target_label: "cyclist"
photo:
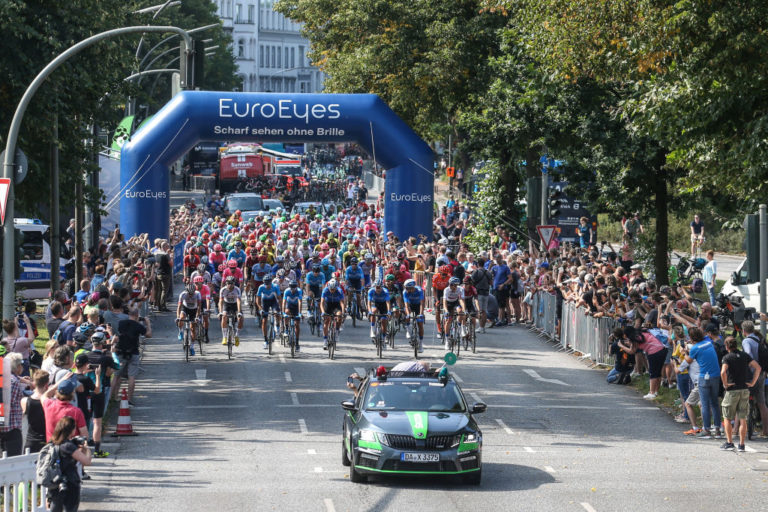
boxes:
[256,275,282,349]
[344,257,364,316]
[227,241,247,268]
[432,265,452,338]
[282,280,303,352]
[403,279,425,352]
[321,279,345,350]
[209,243,227,270]
[367,279,391,346]
[218,276,243,347]
[443,276,465,350]
[305,263,326,311]
[361,253,375,289]
[384,274,403,325]
[690,213,705,257]
[462,275,479,341]
[176,282,202,356]
[190,263,212,286]
[223,259,243,287]
[247,254,271,310]
[193,275,211,343]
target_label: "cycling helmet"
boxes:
[364,253,373,260]
[385,274,395,282]
[193,275,204,284]
[217,264,225,272]
[77,323,95,336]
[463,275,473,284]
[264,273,274,282]
[272,278,280,287]
[312,264,321,271]
[228,259,238,268]
[90,331,106,344]
[321,258,330,266]
[449,277,460,285]
[235,209,242,216]
[328,279,338,290]
[289,280,298,288]
[186,283,196,294]
[225,276,236,284]
[277,269,286,278]
[439,265,452,275]
[373,279,383,287]
[197,263,206,272]
[404,279,416,288]
[276,255,285,263]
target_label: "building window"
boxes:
[272,46,276,67]
[298,45,304,67]
[238,39,245,58]
[260,45,264,67]
[277,47,281,68]
[290,47,295,68]
[248,5,254,23]
[235,3,242,22]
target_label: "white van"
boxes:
[14,218,70,299]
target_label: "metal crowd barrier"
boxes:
[412,271,434,310]
[531,295,616,366]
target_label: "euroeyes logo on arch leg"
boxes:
[390,192,432,203]
[125,190,167,199]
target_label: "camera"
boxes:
[72,436,87,446]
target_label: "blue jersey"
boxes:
[345,265,364,282]
[228,249,246,266]
[360,262,374,286]
[257,284,281,302]
[403,287,424,305]
[321,265,336,282]
[305,271,326,287]
[368,287,391,304]
[321,286,345,303]
[283,288,303,307]
[251,263,271,282]
[271,263,285,275]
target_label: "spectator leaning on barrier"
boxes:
[719,336,761,451]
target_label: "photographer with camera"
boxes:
[46,416,92,512]
[113,308,151,405]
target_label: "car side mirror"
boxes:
[341,400,356,411]
[471,402,487,414]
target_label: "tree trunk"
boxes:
[525,147,541,249]
[653,156,669,286]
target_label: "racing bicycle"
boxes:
[323,312,341,359]
[308,297,322,336]
[264,309,281,356]
[445,313,462,357]
[371,313,388,359]
[180,317,194,362]
[194,314,206,357]
[463,312,477,353]
[406,310,420,358]
[346,288,362,327]
[386,307,400,349]
[219,312,240,360]
[284,313,301,358]
[247,287,258,316]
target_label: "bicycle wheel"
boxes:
[184,328,191,362]
[227,325,234,360]
[412,325,419,359]
[249,292,256,316]
[376,326,383,358]
[197,324,204,356]
[351,300,357,328]
[289,326,295,359]
[470,322,477,353]
[328,328,335,360]
[388,322,396,349]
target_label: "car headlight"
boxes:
[359,429,378,442]
[464,433,479,443]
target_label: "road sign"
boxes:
[537,224,557,248]
[0,178,10,225]
[0,148,28,184]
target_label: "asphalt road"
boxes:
[77,302,768,512]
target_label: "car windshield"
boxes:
[276,165,302,176]
[294,203,322,214]
[363,381,466,412]
[225,196,263,211]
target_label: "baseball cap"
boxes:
[75,353,90,367]
[57,378,78,395]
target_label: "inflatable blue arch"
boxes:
[120,91,435,241]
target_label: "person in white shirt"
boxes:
[702,250,717,305]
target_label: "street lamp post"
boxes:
[1,26,192,318]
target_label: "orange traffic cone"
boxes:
[112,388,137,436]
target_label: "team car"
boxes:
[341,365,486,484]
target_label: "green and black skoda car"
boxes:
[341,366,486,484]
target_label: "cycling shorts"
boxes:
[324,302,342,315]
[261,298,279,315]
[286,304,300,317]
[309,284,321,298]
[347,279,362,291]
[223,303,239,316]
[464,300,476,314]
[406,302,423,316]
[371,302,388,316]
[445,300,461,315]
[435,289,444,302]
[182,306,198,321]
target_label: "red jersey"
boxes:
[184,254,200,269]
[209,251,226,266]
[222,267,243,284]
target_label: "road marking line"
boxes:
[314,467,323,473]
[195,369,207,380]
[285,371,293,383]
[298,419,308,434]
[291,392,300,405]
[544,465,555,473]
[280,355,286,364]
[470,392,483,403]
[581,503,597,512]
[745,445,757,453]
[495,419,514,435]
[186,405,248,409]
[524,446,535,453]
[308,449,317,455]
[758,459,768,463]
[354,367,366,376]
[523,369,570,387]
[324,498,336,512]
[452,372,464,383]
[278,404,336,408]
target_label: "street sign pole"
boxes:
[760,204,767,337]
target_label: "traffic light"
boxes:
[548,188,563,219]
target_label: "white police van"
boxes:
[14,218,70,299]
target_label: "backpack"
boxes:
[691,278,704,293]
[746,334,768,372]
[36,443,63,489]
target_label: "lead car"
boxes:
[341,366,486,485]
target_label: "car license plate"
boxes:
[401,452,439,462]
